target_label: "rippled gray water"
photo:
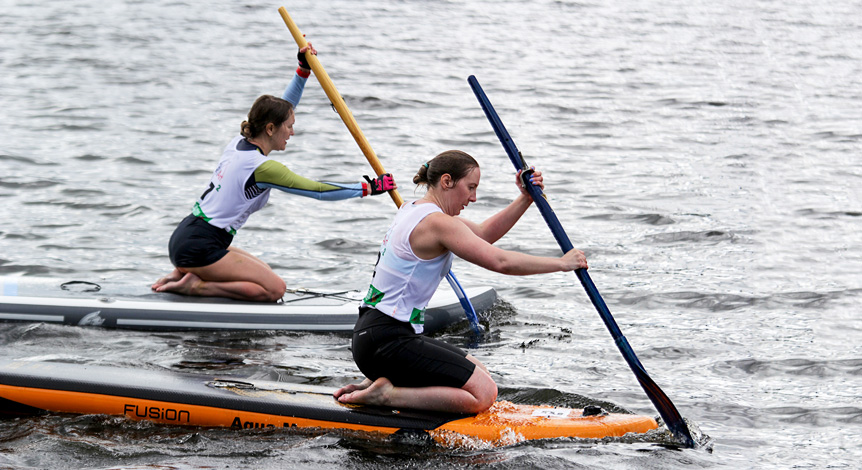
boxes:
[1,0,860,468]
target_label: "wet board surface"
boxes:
[0,360,659,447]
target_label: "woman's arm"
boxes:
[253,160,363,200]
[414,211,587,276]
[282,45,316,107]
[281,70,309,108]
[459,193,533,244]
[253,161,393,200]
[460,169,542,244]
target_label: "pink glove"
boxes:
[363,173,396,196]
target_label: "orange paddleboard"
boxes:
[0,360,657,447]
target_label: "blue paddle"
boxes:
[446,271,483,336]
[468,75,695,448]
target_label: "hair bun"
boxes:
[412,150,477,188]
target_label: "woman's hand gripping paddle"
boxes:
[277,7,483,337]
[468,75,695,447]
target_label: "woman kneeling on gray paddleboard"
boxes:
[151,45,396,302]
[334,150,587,414]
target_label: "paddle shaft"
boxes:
[278,7,402,207]
[468,75,695,447]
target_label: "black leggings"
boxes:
[351,307,476,388]
[168,214,233,268]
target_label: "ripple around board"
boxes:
[172,358,246,370]
[497,386,632,414]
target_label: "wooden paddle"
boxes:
[468,75,696,448]
[277,7,398,205]
[277,8,482,335]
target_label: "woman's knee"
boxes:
[263,275,286,302]
[464,368,497,413]
[476,376,498,411]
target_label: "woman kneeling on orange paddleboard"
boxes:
[334,150,587,414]
[151,45,396,302]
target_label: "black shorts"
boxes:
[351,307,476,388]
[168,214,234,268]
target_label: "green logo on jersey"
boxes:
[409,308,425,325]
[363,285,384,306]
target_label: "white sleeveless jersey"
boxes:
[362,201,453,334]
[192,136,270,234]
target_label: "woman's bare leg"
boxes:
[467,354,491,375]
[154,249,286,302]
[225,246,274,269]
[335,359,497,414]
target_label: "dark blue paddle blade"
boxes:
[468,75,695,448]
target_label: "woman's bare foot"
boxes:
[154,272,202,296]
[336,377,394,406]
[151,268,183,291]
[333,378,372,399]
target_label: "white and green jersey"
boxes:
[190,69,367,234]
[192,136,366,235]
[363,201,454,334]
